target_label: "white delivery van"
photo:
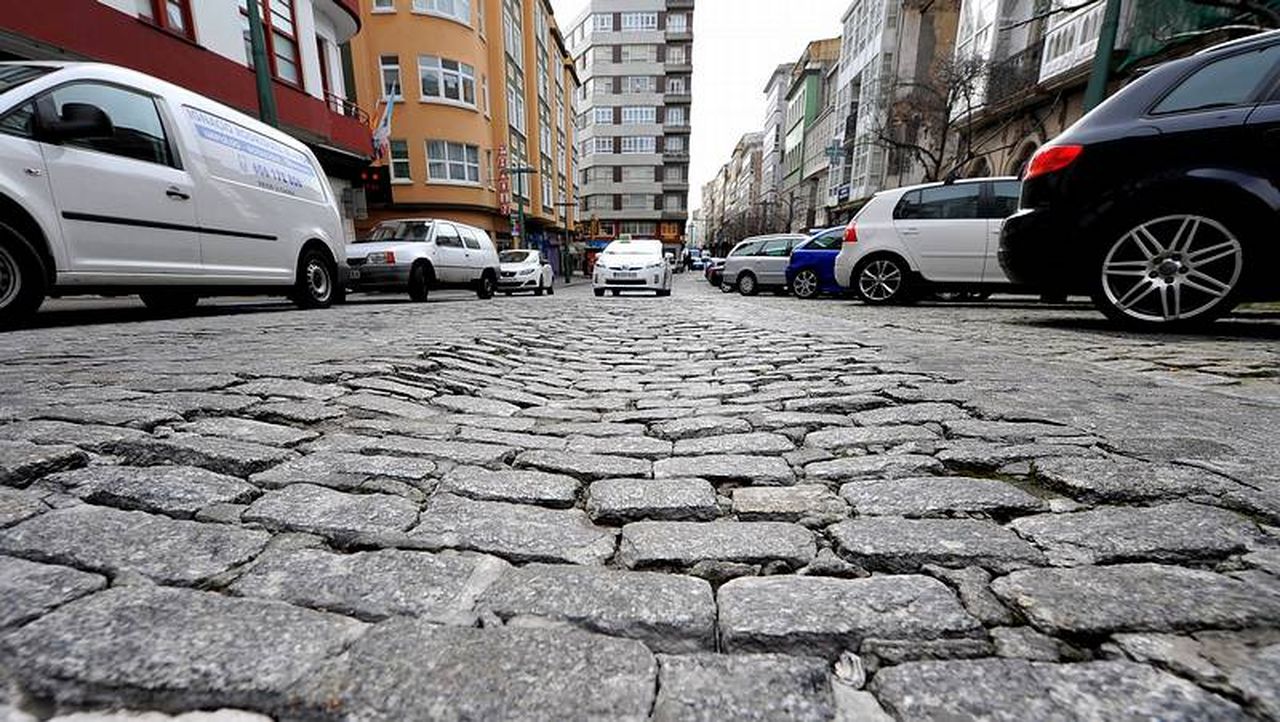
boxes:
[0,62,348,327]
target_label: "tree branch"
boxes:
[1187,0,1280,27]
[1000,0,1099,32]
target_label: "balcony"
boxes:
[664,122,691,134]
[665,60,693,73]
[667,0,694,8]
[665,29,693,42]
[986,40,1044,109]
[663,149,690,160]
[841,113,859,149]
[665,92,692,104]
[1039,1,1105,84]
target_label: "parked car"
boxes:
[498,248,554,295]
[690,250,708,271]
[704,257,725,286]
[786,227,847,299]
[593,238,672,296]
[0,62,347,328]
[345,218,499,301]
[834,178,1022,304]
[722,233,807,296]
[1001,31,1280,328]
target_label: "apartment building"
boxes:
[565,0,695,251]
[350,0,578,254]
[951,0,1260,178]
[0,0,370,238]
[780,38,840,232]
[759,63,794,207]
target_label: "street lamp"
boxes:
[508,165,537,249]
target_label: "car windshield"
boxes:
[603,240,663,256]
[356,221,433,243]
[0,65,53,94]
[500,250,536,263]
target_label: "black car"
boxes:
[1000,30,1280,328]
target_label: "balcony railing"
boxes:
[986,40,1044,108]
[326,93,370,125]
[667,0,694,8]
[1039,1,1106,83]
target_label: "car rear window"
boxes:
[895,184,981,220]
[730,241,761,256]
[1151,44,1280,115]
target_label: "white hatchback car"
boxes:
[0,62,347,328]
[345,218,500,301]
[593,238,672,297]
[498,248,554,295]
[834,178,1022,304]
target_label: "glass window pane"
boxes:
[48,83,171,165]
[1152,45,1280,114]
[422,69,440,97]
[429,161,448,178]
[443,71,460,99]
[447,143,465,161]
[428,140,446,160]
[914,184,981,219]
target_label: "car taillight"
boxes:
[1023,144,1083,180]
[843,222,859,244]
[366,251,396,264]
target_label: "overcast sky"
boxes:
[550,0,851,211]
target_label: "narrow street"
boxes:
[0,276,1277,719]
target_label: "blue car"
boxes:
[785,227,847,299]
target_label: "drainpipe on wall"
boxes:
[1083,0,1124,112]
[245,0,279,127]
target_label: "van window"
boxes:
[46,83,173,166]
[435,223,463,248]
[1152,44,1280,115]
[987,181,1021,219]
[897,184,981,220]
[461,228,482,250]
[183,105,327,203]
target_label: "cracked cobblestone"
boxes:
[1,278,1277,718]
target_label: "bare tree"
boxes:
[1186,0,1280,27]
[871,54,990,183]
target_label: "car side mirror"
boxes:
[42,102,114,143]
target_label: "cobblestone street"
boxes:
[1,276,1278,721]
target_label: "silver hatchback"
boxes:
[720,234,808,296]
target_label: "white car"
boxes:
[498,248,554,295]
[834,177,1022,304]
[345,218,500,301]
[0,62,347,328]
[593,238,672,297]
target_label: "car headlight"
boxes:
[645,261,664,270]
[517,267,536,275]
[366,251,396,264]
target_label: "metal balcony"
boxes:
[667,0,694,8]
[987,40,1045,109]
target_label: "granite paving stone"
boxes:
[566,434,674,459]
[305,434,516,467]
[41,466,258,519]
[652,653,835,722]
[250,452,437,495]
[406,493,616,565]
[674,432,795,456]
[0,505,268,585]
[0,556,107,628]
[586,477,717,524]
[731,485,848,526]
[991,563,1280,635]
[781,395,885,414]
[649,415,752,441]
[717,575,984,659]
[174,418,318,448]
[1032,457,1239,502]
[1229,643,1280,719]
[456,426,568,450]
[248,400,346,425]
[228,546,507,622]
[804,454,944,482]
[38,404,182,431]
[479,563,715,652]
[937,440,1102,469]
[839,476,1045,518]
[515,449,652,480]
[654,455,795,485]
[0,440,88,487]
[751,412,854,432]
[536,421,648,437]
[115,434,295,477]
[1009,502,1261,565]
[242,484,418,546]
[432,394,521,417]
[870,659,1245,721]
[0,585,365,711]
[829,518,1046,573]
[943,419,1084,442]
[336,392,440,419]
[922,565,1018,626]
[804,425,940,453]
[0,486,48,528]
[290,621,656,721]
[441,465,580,507]
[853,402,969,426]
[0,420,152,454]
[143,392,260,416]
[229,378,347,400]
[618,521,815,570]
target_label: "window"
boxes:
[621,136,655,153]
[663,194,685,210]
[380,55,402,99]
[586,166,613,183]
[666,45,687,65]
[594,136,615,153]
[557,136,566,170]
[621,193,650,208]
[239,0,301,86]
[667,13,687,32]
[667,76,687,94]
[1152,45,1280,115]
[413,0,471,25]
[372,0,394,10]
[461,228,483,250]
[0,101,34,139]
[389,139,411,181]
[504,0,523,66]
[537,52,549,99]
[987,180,1021,219]
[760,238,792,256]
[435,223,464,247]
[621,221,656,235]
[621,106,656,124]
[46,83,174,166]
[427,140,481,183]
[664,165,686,182]
[806,228,844,250]
[419,56,476,106]
[665,135,686,152]
[665,106,686,125]
[539,103,552,156]
[594,13,614,31]
[730,240,762,256]
[621,166,651,182]
[506,61,526,132]
[620,12,657,30]
[895,184,982,220]
[542,157,554,211]
[620,45,657,63]
[595,106,613,124]
[624,76,655,94]
[481,74,490,114]
[145,0,195,39]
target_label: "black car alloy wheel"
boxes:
[1097,214,1243,325]
[857,258,906,303]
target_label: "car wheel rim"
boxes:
[0,246,20,309]
[741,277,754,293]
[307,260,331,301]
[859,260,901,301]
[795,271,817,297]
[1101,214,1242,323]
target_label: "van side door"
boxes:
[35,82,201,277]
[460,227,485,282]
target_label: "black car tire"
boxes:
[737,272,759,296]
[534,281,544,296]
[611,289,620,296]
[408,262,431,302]
[476,272,496,299]
[657,289,671,297]
[594,288,605,297]
[140,291,199,314]
[0,226,46,330]
[292,248,336,309]
[1091,207,1248,329]
[853,255,913,305]
[792,269,820,299]
[547,283,554,295]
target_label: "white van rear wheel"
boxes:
[0,227,46,329]
[293,248,335,309]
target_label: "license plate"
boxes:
[348,269,361,280]
[616,272,636,278]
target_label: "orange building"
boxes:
[350,0,579,253]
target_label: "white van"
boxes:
[0,62,348,327]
